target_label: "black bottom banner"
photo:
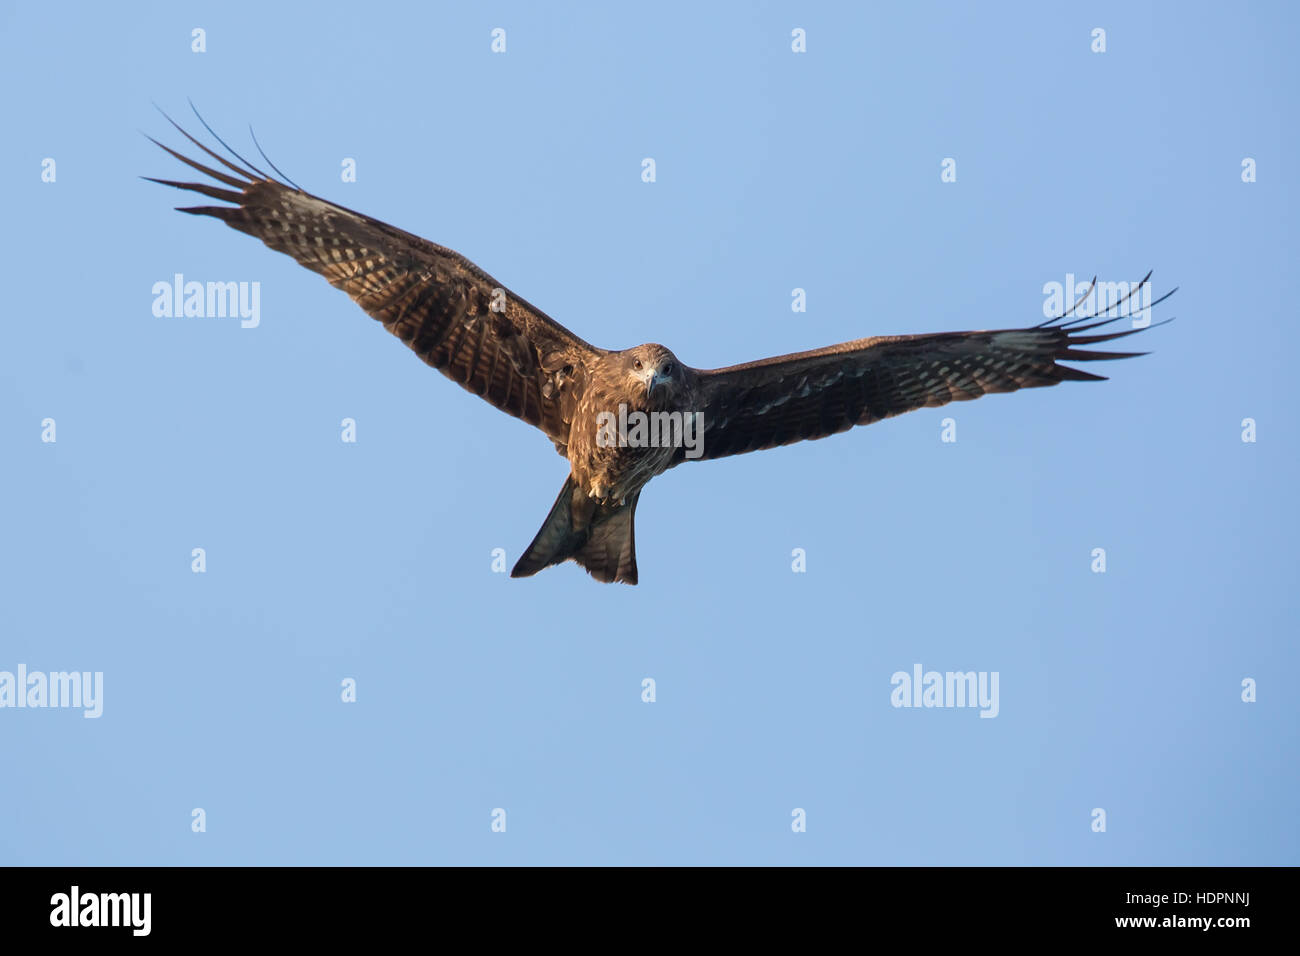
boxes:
[0,865,1279,942]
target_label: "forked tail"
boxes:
[511,477,640,585]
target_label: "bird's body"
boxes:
[148,112,1173,585]
[568,344,695,504]
[513,344,696,583]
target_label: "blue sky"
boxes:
[1,0,1296,865]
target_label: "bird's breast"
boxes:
[569,389,686,503]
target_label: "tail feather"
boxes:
[511,478,640,585]
[574,494,639,584]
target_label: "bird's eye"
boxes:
[663,362,674,375]
[633,359,643,370]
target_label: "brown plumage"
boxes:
[147,113,1174,584]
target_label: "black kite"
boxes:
[147,115,1174,584]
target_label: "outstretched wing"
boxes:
[146,116,603,452]
[679,277,1174,462]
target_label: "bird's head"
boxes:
[622,343,683,399]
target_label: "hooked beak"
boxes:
[647,367,671,394]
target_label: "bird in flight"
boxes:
[147,111,1174,585]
